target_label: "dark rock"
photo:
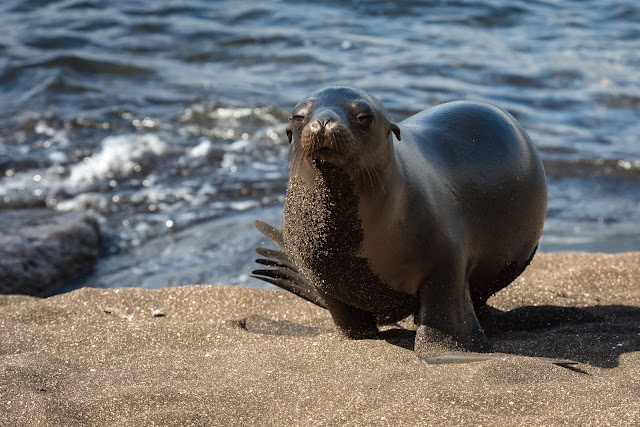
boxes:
[0,209,100,296]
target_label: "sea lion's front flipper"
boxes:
[251,264,327,309]
[415,255,491,358]
[252,220,327,309]
[255,219,285,250]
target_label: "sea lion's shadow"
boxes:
[379,304,640,369]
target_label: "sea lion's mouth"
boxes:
[312,147,335,156]
[309,146,341,161]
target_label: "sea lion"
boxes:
[252,86,547,360]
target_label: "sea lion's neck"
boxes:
[282,158,416,315]
[283,160,364,272]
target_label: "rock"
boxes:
[0,208,100,296]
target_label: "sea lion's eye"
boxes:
[357,114,374,128]
[291,115,305,126]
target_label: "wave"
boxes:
[11,54,151,76]
[543,157,640,180]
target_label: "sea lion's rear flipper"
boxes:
[252,220,327,309]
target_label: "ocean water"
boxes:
[0,0,638,291]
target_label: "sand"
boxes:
[1,252,639,426]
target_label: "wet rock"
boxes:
[0,209,100,296]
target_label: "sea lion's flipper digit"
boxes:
[255,219,285,250]
[251,268,327,309]
[255,247,297,270]
[251,266,307,292]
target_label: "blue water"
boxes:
[1,0,638,289]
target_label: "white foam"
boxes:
[35,121,70,148]
[230,200,258,211]
[49,151,68,164]
[189,139,212,158]
[35,120,57,137]
[67,134,167,188]
[225,138,252,152]
[57,193,109,213]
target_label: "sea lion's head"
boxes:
[286,87,401,177]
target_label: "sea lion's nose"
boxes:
[318,117,331,128]
[309,116,332,133]
[309,110,339,133]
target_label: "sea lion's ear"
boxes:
[286,121,293,143]
[390,123,401,141]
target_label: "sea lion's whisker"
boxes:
[331,129,340,152]
[368,164,384,195]
[364,164,376,195]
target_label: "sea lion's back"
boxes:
[401,101,537,173]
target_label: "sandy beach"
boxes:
[1,252,639,425]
